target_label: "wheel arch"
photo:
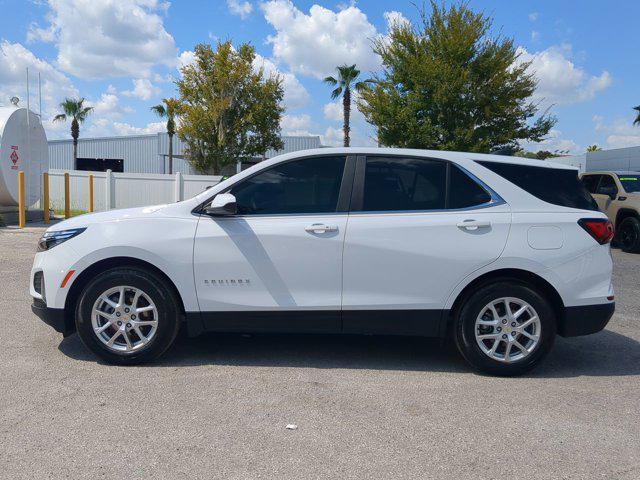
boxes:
[64,257,187,332]
[446,268,565,336]
[614,208,639,229]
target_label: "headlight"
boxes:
[37,228,87,251]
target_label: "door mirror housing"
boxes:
[205,193,237,216]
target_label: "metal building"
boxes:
[48,133,323,174]
[555,146,640,173]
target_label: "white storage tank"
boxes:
[0,107,48,207]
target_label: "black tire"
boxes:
[617,217,640,253]
[75,266,181,365]
[453,281,556,376]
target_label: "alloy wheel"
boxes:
[474,297,541,363]
[91,285,159,353]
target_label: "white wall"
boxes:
[48,169,221,212]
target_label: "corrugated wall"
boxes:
[49,135,161,173]
[585,146,640,171]
[49,133,324,174]
[265,135,322,158]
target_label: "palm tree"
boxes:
[586,144,602,152]
[53,98,93,167]
[151,98,181,174]
[323,64,372,147]
[634,106,640,126]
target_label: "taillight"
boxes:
[578,218,614,245]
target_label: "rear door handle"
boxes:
[305,223,338,233]
[456,219,491,231]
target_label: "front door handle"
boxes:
[305,223,338,234]
[456,219,491,231]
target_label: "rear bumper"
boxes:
[31,298,75,336]
[558,302,615,337]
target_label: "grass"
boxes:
[53,208,87,218]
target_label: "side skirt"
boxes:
[184,309,449,338]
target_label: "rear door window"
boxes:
[596,175,618,197]
[581,175,601,193]
[358,157,493,212]
[362,157,447,211]
[477,161,598,211]
[448,165,492,209]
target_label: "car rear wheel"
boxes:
[75,267,181,365]
[453,281,556,376]
[617,217,640,253]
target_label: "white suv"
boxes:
[30,148,615,375]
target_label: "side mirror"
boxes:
[205,193,237,216]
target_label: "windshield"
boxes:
[617,175,640,193]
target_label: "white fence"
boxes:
[48,169,222,212]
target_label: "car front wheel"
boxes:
[75,266,181,365]
[453,281,556,376]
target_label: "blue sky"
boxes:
[1,0,638,153]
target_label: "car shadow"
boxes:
[57,329,640,377]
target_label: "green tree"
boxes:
[358,1,556,152]
[53,98,93,167]
[323,65,372,147]
[586,144,602,152]
[633,106,640,126]
[151,98,181,174]
[176,42,284,174]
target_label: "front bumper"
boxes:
[31,298,75,337]
[558,302,615,337]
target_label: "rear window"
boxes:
[477,161,598,211]
[617,174,640,193]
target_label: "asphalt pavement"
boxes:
[1,225,638,479]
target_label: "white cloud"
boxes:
[515,45,612,106]
[261,0,381,79]
[528,12,539,22]
[322,91,375,147]
[323,101,342,122]
[112,121,165,136]
[177,50,196,71]
[253,54,309,110]
[85,118,165,137]
[79,90,135,137]
[0,41,80,139]
[227,0,253,19]
[27,22,57,43]
[383,10,409,29]
[594,116,640,149]
[123,78,161,101]
[521,129,581,155]
[280,113,312,135]
[321,126,344,147]
[30,0,177,79]
[531,30,539,42]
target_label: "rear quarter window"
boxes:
[477,161,599,211]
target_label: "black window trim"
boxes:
[349,154,504,214]
[193,154,356,217]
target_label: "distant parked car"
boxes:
[31,148,615,376]
[580,171,640,252]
